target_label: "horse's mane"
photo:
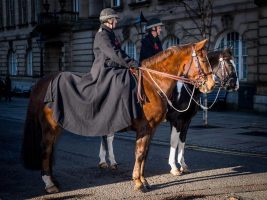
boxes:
[141,44,191,68]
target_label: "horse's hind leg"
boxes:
[107,134,118,169]
[99,134,117,169]
[41,107,61,193]
[99,136,109,169]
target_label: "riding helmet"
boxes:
[145,18,164,30]
[99,8,119,23]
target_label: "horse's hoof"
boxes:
[134,180,143,192]
[180,166,190,174]
[141,179,151,190]
[170,169,182,176]
[45,185,59,194]
[134,185,147,193]
[143,182,151,190]
[98,162,109,169]
[110,164,118,170]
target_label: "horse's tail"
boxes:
[21,74,58,170]
[21,95,43,170]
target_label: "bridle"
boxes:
[183,47,213,89]
[139,46,212,89]
[213,55,236,89]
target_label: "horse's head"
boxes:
[179,39,215,93]
[208,48,239,91]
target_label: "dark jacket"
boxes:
[139,33,163,63]
[44,24,141,136]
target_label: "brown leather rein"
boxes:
[131,48,212,103]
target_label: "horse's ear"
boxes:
[224,47,232,55]
[194,39,208,51]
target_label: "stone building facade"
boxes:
[0,0,266,112]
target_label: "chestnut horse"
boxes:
[98,49,239,171]
[21,39,215,193]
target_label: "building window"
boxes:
[163,35,179,50]
[122,40,137,60]
[8,51,17,75]
[26,50,33,76]
[18,0,28,25]
[112,0,121,7]
[0,0,3,29]
[31,0,41,24]
[6,0,15,27]
[215,31,247,80]
[72,0,79,13]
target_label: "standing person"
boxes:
[4,74,12,102]
[139,18,164,63]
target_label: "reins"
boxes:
[183,84,222,110]
[138,67,198,86]
[133,47,211,112]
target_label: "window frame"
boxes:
[162,35,179,50]
[26,49,33,76]
[0,0,3,29]
[18,0,28,26]
[111,0,121,7]
[8,51,17,76]
[122,40,137,60]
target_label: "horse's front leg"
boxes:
[140,129,155,190]
[177,121,191,174]
[168,126,182,176]
[133,126,154,191]
[133,131,151,191]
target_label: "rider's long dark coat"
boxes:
[139,33,163,63]
[44,24,141,136]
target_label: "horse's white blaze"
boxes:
[99,134,117,165]
[230,59,239,90]
[42,175,55,189]
[168,126,179,171]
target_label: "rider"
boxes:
[97,17,164,170]
[139,18,164,63]
[45,8,141,137]
[96,8,141,169]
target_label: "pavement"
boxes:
[0,97,267,158]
